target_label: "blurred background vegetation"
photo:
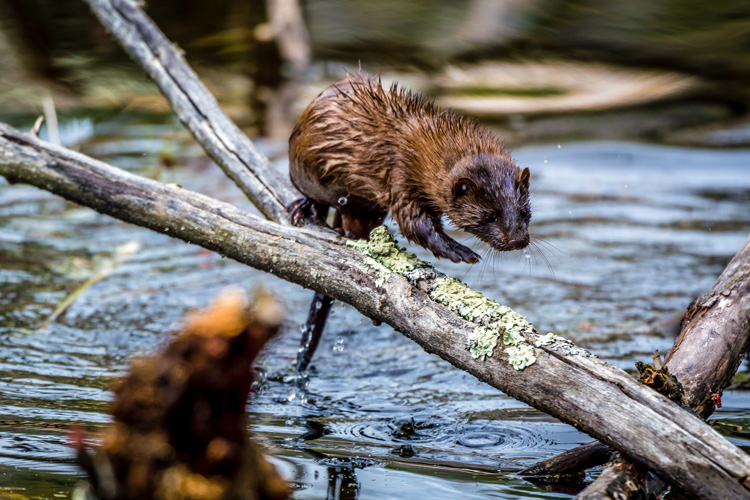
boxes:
[0,0,749,145]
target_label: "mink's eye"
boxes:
[483,214,496,224]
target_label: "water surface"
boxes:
[1,114,749,498]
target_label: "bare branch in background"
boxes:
[82,0,297,222]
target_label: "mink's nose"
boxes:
[507,237,528,250]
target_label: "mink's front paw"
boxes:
[411,216,480,264]
[425,233,480,264]
[449,242,480,264]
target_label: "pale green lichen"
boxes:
[506,343,536,370]
[346,226,428,285]
[429,276,535,365]
[469,327,499,360]
[503,328,525,346]
[534,332,570,347]
[346,226,539,368]
[363,256,392,286]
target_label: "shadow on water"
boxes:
[1,112,750,498]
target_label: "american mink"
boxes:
[287,72,531,263]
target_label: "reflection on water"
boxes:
[0,113,749,499]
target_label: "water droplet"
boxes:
[338,196,348,206]
[557,144,561,149]
[333,337,344,352]
[543,158,548,164]
[164,227,169,232]
[568,210,572,214]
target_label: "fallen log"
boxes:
[665,233,750,416]
[524,232,750,496]
[571,233,750,498]
[3,122,750,499]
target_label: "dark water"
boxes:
[1,113,749,499]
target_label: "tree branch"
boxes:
[2,123,750,500]
[82,0,298,222]
[571,233,750,499]
[519,441,613,477]
[524,233,750,480]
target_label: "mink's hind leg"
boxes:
[286,196,329,225]
[337,208,388,240]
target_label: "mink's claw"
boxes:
[286,197,326,225]
[443,242,480,264]
[335,228,357,239]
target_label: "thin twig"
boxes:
[30,116,44,137]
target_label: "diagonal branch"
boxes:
[524,232,750,490]
[572,233,750,499]
[2,122,750,500]
[83,0,297,222]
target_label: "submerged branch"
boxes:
[2,123,750,500]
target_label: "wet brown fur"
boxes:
[288,72,531,263]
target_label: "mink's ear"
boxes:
[519,167,530,191]
[452,178,478,200]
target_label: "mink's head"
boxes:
[445,154,531,252]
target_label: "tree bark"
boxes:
[82,0,297,223]
[527,232,750,498]
[3,122,750,500]
[574,460,651,500]
[571,233,750,498]
[665,234,750,417]
[525,233,750,498]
